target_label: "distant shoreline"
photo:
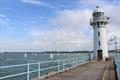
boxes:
[0,50,120,54]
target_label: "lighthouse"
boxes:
[90,6,109,60]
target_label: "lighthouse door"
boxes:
[97,50,103,60]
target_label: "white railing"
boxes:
[90,17,108,23]
[116,59,120,74]
[0,56,90,80]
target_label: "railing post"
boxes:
[78,57,79,64]
[77,57,79,65]
[76,57,78,65]
[38,62,41,77]
[73,58,74,67]
[63,60,65,70]
[27,63,30,80]
[58,60,60,72]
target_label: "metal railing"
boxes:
[116,59,120,74]
[90,17,108,23]
[0,56,90,80]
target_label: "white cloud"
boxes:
[21,0,41,5]
[0,14,10,24]
[0,38,34,52]
[27,16,49,24]
[0,14,6,18]
[107,24,120,50]
[103,5,120,27]
[103,5,120,50]
[21,0,56,10]
[51,9,92,30]
[30,29,93,51]
[78,0,108,9]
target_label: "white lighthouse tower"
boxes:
[90,6,109,60]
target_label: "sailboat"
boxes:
[50,53,53,59]
[0,55,2,60]
[34,53,37,56]
[32,52,34,56]
[24,53,27,58]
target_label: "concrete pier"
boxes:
[34,61,116,80]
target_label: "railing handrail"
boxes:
[0,56,89,69]
[90,17,108,23]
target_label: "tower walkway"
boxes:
[34,61,116,80]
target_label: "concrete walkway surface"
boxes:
[34,61,116,80]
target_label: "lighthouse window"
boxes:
[101,22,103,25]
[98,12,101,16]
[100,13,101,16]
[98,32,100,37]
[96,13,98,16]
[99,41,101,46]
[97,22,99,28]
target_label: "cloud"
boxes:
[107,24,120,50]
[103,4,120,50]
[103,5,120,27]
[30,29,93,51]
[21,0,41,5]
[79,0,107,6]
[21,0,56,10]
[51,9,92,30]
[0,38,34,52]
[0,14,10,24]
[27,16,49,24]
[0,14,6,18]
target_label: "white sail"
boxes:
[50,53,53,59]
[24,53,27,58]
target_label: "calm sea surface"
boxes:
[0,52,89,66]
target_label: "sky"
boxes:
[0,0,120,52]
